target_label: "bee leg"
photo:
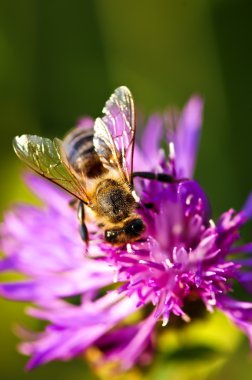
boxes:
[77,201,89,246]
[133,171,174,182]
[133,172,187,183]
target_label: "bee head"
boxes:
[105,218,145,245]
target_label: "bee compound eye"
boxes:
[105,229,119,243]
[127,219,145,235]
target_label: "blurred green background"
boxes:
[1,0,252,379]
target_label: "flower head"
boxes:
[1,94,252,371]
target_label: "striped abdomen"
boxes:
[63,126,106,178]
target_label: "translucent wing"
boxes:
[93,86,136,183]
[13,135,90,203]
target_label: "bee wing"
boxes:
[93,86,136,183]
[13,135,90,203]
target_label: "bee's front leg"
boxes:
[77,201,89,246]
[133,172,188,183]
[133,172,175,182]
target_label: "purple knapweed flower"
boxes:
[1,95,252,371]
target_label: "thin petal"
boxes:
[21,295,139,369]
[76,117,94,129]
[217,295,252,345]
[141,115,163,161]
[242,193,252,220]
[171,96,203,178]
[0,264,114,301]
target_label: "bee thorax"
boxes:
[95,179,135,223]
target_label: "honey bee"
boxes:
[13,86,175,245]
